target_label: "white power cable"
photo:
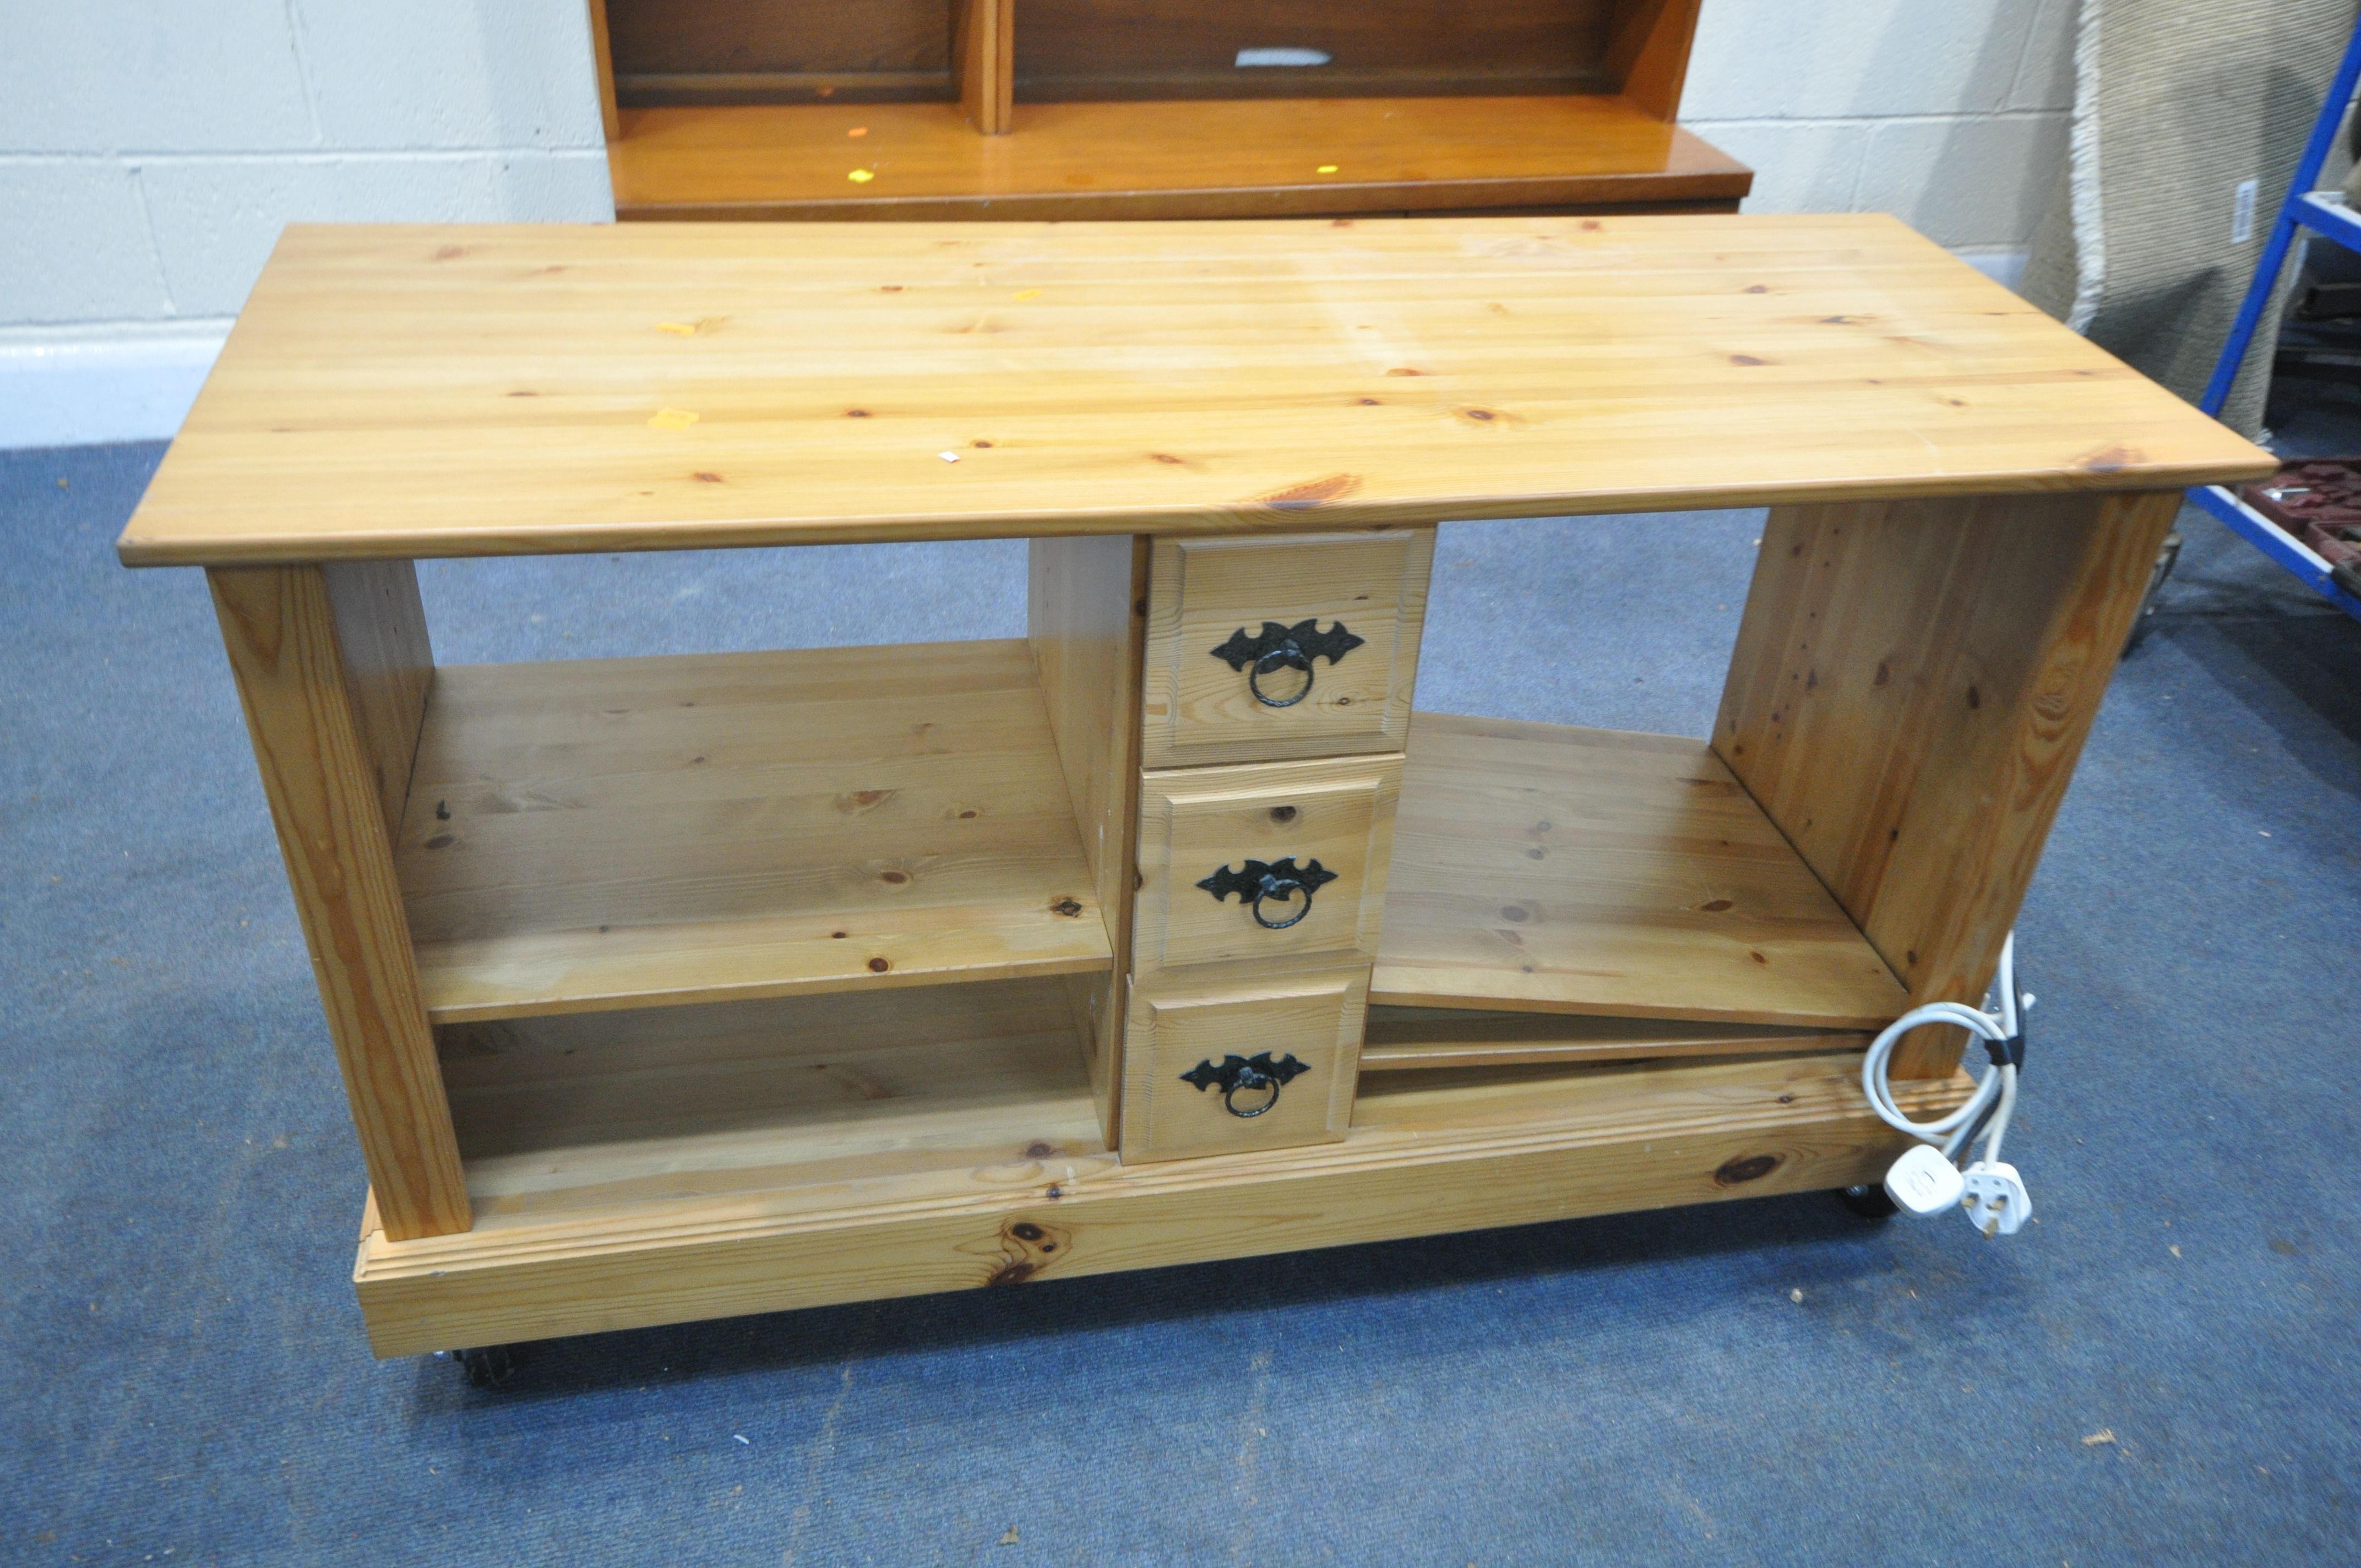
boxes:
[1860,934,2035,1234]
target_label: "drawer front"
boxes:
[1142,529,1434,768]
[1134,754,1400,971]
[1122,963,1367,1162]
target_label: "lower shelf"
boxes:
[608,95,1751,221]
[438,978,1105,1223]
[358,1011,1960,1355]
[1373,713,1912,1030]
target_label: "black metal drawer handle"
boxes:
[1197,856,1337,929]
[1210,619,1365,708]
[1180,1052,1310,1118]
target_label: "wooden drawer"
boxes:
[1141,528,1434,767]
[1120,963,1367,1163]
[1134,754,1400,971]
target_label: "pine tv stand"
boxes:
[118,215,2270,1358]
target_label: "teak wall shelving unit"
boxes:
[591,0,1753,221]
[119,215,2271,1358]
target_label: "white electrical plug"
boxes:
[1884,1144,1967,1217]
[1960,1162,2032,1238]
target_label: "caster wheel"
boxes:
[1837,1184,1898,1220]
[450,1344,517,1387]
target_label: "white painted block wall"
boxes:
[0,0,2074,448]
[0,0,613,446]
[1684,0,2074,270]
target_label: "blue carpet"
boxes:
[3,441,2357,1566]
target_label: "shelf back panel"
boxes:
[1016,0,1617,101]
[608,0,955,105]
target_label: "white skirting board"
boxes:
[0,331,230,451]
[1,248,2032,453]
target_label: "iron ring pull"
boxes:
[1224,1059,1283,1117]
[1250,869,1312,928]
[1210,620,1366,710]
[1249,644,1316,708]
[1179,1052,1311,1118]
[1196,856,1338,931]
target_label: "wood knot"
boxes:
[1049,897,1084,917]
[1729,353,1769,366]
[1714,1153,1781,1186]
[1254,472,1363,510]
[1698,899,1733,912]
[867,956,890,972]
[2075,444,2141,474]
[987,1216,1069,1284]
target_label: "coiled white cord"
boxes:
[1861,933,2026,1168]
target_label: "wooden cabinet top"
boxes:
[120,215,2272,567]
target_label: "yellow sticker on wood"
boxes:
[648,409,700,430]
[847,169,875,184]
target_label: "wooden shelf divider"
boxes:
[955,0,1014,135]
[394,638,1113,1024]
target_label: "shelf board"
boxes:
[396,639,1112,1023]
[438,978,1106,1222]
[1362,1005,1864,1072]
[608,94,1751,220]
[1372,713,1911,1030]
[357,1039,1967,1355]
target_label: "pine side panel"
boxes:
[209,565,471,1240]
[1602,0,1703,120]
[1713,490,2179,1078]
[586,0,622,142]
[319,559,433,844]
[1029,535,1151,1145]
